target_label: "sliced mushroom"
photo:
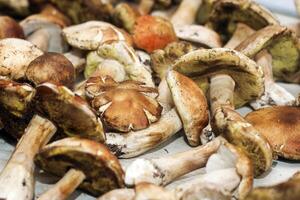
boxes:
[125,137,221,186]
[173,48,272,177]
[0,38,43,80]
[35,137,124,198]
[236,25,300,84]
[87,76,161,132]
[26,52,76,88]
[97,41,154,86]
[166,70,209,146]
[105,108,182,158]
[62,21,132,51]
[205,0,279,42]
[0,16,24,39]
[245,106,300,160]
[244,171,300,200]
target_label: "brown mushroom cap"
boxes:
[26,52,75,88]
[35,82,105,142]
[172,48,264,108]
[0,16,24,39]
[245,106,300,160]
[166,70,209,146]
[35,137,124,196]
[87,76,162,132]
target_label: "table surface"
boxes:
[0,13,299,200]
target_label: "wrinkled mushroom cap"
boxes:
[26,52,75,88]
[0,16,24,39]
[166,70,209,146]
[88,76,162,132]
[246,106,300,160]
[236,25,300,83]
[35,82,105,142]
[35,137,124,196]
[172,48,264,108]
[0,38,43,80]
[62,21,132,50]
[206,0,279,41]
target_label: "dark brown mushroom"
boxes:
[0,16,24,39]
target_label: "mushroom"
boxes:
[113,3,140,33]
[26,52,76,88]
[20,6,70,53]
[0,80,105,200]
[245,106,300,160]
[132,15,177,53]
[86,76,161,132]
[172,48,273,177]
[236,25,300,84]
[166,70,209,146]
[0,16,24,39]
[62,21,133,51]
[0,38,43,80]
[137,0,172,15]
[244,171,300,200]
[63,49,86,75]
[105,108,182,158]
[125,137,222,186]
[98,188,135,200]
[0,0,30,16]
[204,0,279,42]
[35,137,124,198]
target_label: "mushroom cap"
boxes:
[97,188,135,200]
[35,137,124,196]
[35,82,105,142]
[172,48,264,108]
[135,183,176,200]
[133,15,177,53]
[39,4,71,27]
[0,38,43,80]
[62,21,132,50]
[236,25,300,83]
[0,16,24,39]
[88,76,162,132]
[26,52,75,88]
[166,70,209,146]
[245,106,300,160]
[205,0,279,41]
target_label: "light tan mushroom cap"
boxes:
[62,21,132,50]
[246,106,300,160]
[0,38,43,80]
[88,76,162,132]
[172,48,264,108]
[236,25,300,83]
[166,70,209,146]
[35,82,105,142]
[35,137,124,196]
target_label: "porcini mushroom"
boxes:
[166,70,209,146]
[236,25,300,84]
[113,3,140,33]
[0,16,24,39]
[35,137,124,198]
[0,38,43,80]
[26,52,75,88]
[173,48,273,176]
[245,106,300,160]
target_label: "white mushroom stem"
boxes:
[171,0,203,26]
[64,49,86,74]
[27,28,50,52]
[0,115,57,200]
[138,0,155,15]
[157,78,174,113]
[38,169,86,200]
[125,137,221,186]
[224,23,255,49]
[210,74,235,114]
[250,50,296,110]
[105,108,182,158]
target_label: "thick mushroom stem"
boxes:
[27,28,50,52]
[224,23,255,49]
[38,169,86,200]
[125,137,221,186]
[0,115,56,200]
[171,0,203,26]
[250,51,296,109]
[210,74,235,113]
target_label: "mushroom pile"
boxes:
[0,0,299,200]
